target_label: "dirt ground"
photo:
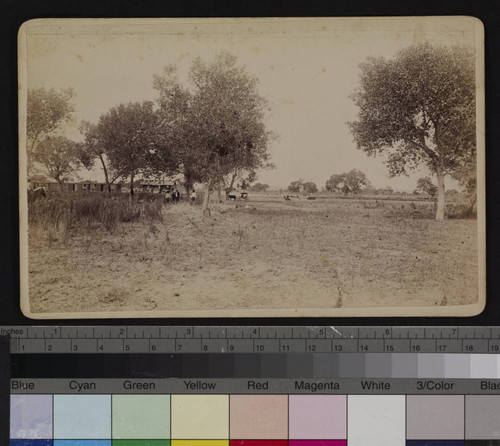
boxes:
[27,195,479,316]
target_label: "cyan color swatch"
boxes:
[54,395,111,439]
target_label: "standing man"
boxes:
[190,189,197,204]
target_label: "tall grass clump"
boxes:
[29,192,163,233]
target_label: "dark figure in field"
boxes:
[190,189,196,204]
[228,194,237,201]
[284,195,292,201]
[28,187,46,203]
[174,189,180,202]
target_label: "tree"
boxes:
[302,181,318,193]
[153,52,275,214]
[343,169,371,194]
[325,169,370,194]
[90,102,160,195]
[288,179,304,193]
[27,88,75,173]
[348,43,476,220]
[79,121,121,193]
[325,174,344,193]
[250,183,269,192]
[33,136,81,188]
[416,176,438,197]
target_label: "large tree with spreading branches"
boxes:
[87,101,160,195]
[153,52,275,214]
[348,43,476,220]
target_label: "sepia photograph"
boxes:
[18,17,485,318]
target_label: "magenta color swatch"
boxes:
[290,442,347,446]
[289,395,347,439]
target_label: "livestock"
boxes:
[28,187,46,203]
[284,195,292,201]
[227,194,237,201]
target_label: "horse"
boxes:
[28,187,47,203]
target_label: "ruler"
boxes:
[3,326,500,354]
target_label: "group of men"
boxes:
[165,188,197,204]
[170,189,181,202]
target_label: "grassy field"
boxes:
[26,192,479,315]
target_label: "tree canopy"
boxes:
[27,88,75,175]
[348,43,476,220]
[34,136,81,187]
[326,169,370,194]
[89,101,160,195]
[288,179,304,193]
[250,183,269,192]
[153,52,275,212]
[416,177,438,197]
[302,181,318,194]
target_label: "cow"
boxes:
[284,195,292,201]
[227,194,237,201]
[28,187,46,203]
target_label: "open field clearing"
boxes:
[26,193,478,315]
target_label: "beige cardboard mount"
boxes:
[19,17,485,319]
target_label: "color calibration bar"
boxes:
[10,393,500,446]
[10,353,500,379]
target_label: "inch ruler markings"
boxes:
[3,326,500,354]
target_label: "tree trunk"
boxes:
[435,167,445,221]
[184,167,193,198]
[225,171,238,198]
[99,155,112,193]
[130,174,135,196]
[202,178,213,217]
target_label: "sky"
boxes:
[21,17,481,191]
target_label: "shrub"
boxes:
[28,192,163,233]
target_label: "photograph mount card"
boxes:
[18,17,485,318]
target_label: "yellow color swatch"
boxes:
[171,395,229,439]
[172,441,229,446]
